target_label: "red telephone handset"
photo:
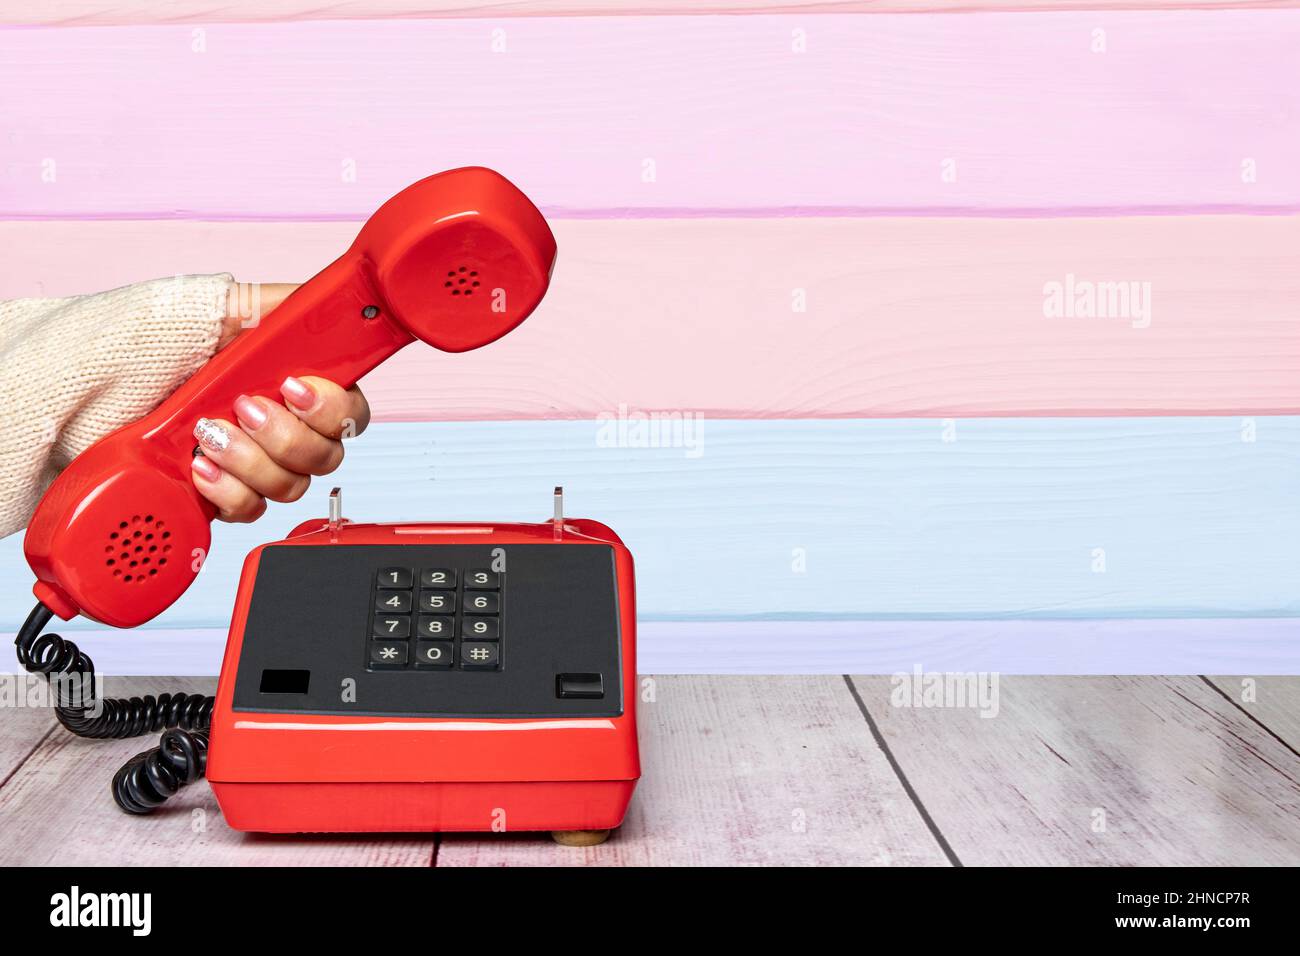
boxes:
[23,167,557,628]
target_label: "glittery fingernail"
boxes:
[194,417,231,452]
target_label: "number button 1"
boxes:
[377,567,413,589]
[463,592,499,615]
[375,592,412,614]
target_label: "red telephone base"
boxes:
[206,501,639,835]
[212,781,636,834]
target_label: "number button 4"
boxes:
[375,591,412,614]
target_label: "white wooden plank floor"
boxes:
[0,675,1296,866]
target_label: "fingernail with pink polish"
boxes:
[192,454,222,482]
[194,417,231,452]
[281,376,316,411]
[234,394,269,430]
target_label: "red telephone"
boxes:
[205,489,639,839]
[13,169,639,843]
[24,166,556,629]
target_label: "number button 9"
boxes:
[462,616,500,640]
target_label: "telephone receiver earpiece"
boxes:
[24,167,557,628]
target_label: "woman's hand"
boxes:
[189,282,371,523]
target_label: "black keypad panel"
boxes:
[365,565,504,672]
[232,544,622,719]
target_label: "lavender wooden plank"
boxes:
[0,677,435,865]
[4,216,1300,420]
[8,620,1298,677]
[6,1,1298,27]
[438,675,950,865]
[850,675,1300,865]
[3,13,1298,218]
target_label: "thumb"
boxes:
[217,282,299,350]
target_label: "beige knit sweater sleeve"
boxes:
[0,274,234,540]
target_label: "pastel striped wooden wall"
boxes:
[1,6,1297,672]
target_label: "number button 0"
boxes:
[418,615,454,638]
[465,569,500,590]
[375,591,412,614]
[372,616,411,639]
[420,568,457,588]
[463,592,499,615]
[419,590,456,613]
[462,616,499,640]
[377,567,413,589]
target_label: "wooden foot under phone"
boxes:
[551,829,611,847]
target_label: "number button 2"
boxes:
[420,568,457,588]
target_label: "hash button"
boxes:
[461,643,500,670]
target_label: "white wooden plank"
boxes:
[0,678,434,866]
[438,676,950,866]
[850,675,1300,866]
[1206,676,1300,753]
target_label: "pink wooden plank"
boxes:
[4,214,1298,419]
[2,13,1298,218]
[5,1,1297,27]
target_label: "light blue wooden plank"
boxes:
[1,417,1297,628]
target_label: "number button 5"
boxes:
[419,590,456,613]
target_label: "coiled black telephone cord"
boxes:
[14,602,213,814]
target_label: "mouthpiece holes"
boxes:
[106,513,168,583]
[446,267,481,297]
